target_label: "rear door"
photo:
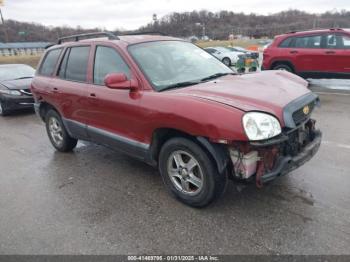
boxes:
[33,48,63,106]
[52,45,91,139]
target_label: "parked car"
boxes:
[227,46,259,59]
[0,64,35,116]
[204,46,244,66]
[263,28,350,78]
[31,32,322,207]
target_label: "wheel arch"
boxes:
[271,60,295,72]
[37,101,59,121]
[149,128,230,174]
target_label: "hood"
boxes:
[0,78,33,90]
[172,70,311,121]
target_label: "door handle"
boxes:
[325,51,336,54]
[52,87,58,93]
[90,93,96,97]
[290,50,298,54]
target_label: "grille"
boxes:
[292,101,315,126]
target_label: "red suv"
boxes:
[263,28,350,78]
[31,32,322,207]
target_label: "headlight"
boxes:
[242,112,281,141]
[0,90,22,96]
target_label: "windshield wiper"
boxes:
[200,72,234,82]
[159,81,200,92]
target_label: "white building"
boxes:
[0,42,51,56]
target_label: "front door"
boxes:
[86,45,147,158]
[291,34,327,73]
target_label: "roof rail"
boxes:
[121,31,166,36]
[45,43,55,49]
[57,31,119,44]
[287,28,343,34]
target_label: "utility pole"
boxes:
[0,1,9,43]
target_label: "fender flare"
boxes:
[196,136,230,174]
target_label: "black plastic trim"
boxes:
[196,137,230,174]
[283,92,318,128]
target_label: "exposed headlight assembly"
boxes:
[0,89,22,96]
[243,112,281,141]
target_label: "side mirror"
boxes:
[104,73,138,90]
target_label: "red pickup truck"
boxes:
[31,32,322,207]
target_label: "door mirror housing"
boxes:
[104,73,138,90]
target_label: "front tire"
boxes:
[0,101,9,116]
[159,137,227,207]
[45,109,78,152]
[273,63,293,73]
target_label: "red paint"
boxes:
[263,28,350,74]
[32,36,313,146]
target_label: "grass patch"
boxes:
[196,39,260,48]
[0,55,42,68]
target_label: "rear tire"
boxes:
[45,109,78,152]
[222,57,231,67]
[273,63,293,73]
[159,137,227,207]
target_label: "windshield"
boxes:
[129,41,233,91]
[0,65,35,81]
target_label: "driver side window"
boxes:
[93,46,131,85]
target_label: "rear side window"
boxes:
[294,35,322,49]
[61,46,90,82]
[93,46,130,85]
[39,48,62,76]
[279,37,293,48]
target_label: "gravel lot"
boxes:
[0,84,349,255]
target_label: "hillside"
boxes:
[141,9,350,39]
[0,9,349,42]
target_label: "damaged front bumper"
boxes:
[229,119,322,186]
[260,130,322,183]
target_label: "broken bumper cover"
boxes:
[261,130,322,183]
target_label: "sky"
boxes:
[1,0,350,30]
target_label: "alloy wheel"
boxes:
[167,150,204,196]
[48,116,64,146]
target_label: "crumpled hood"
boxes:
[173,70,311,119]
[0,78,32,90]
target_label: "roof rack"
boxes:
[121,31,166,36]
[287,28,343,34]
[57,31,119,44]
